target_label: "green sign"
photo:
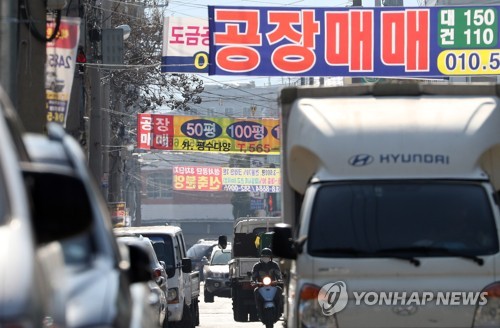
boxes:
[439,8,498,48]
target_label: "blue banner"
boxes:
[208,6,500,77]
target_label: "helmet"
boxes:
[260,248,272,257]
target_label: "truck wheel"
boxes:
[234,301,248,321]
[179,303,195,328]
[204,289,214,303]
[193,298,200,326]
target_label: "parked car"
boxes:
[117,234,169,328]
[0,86,92,327]
[187,239,218,280]
[203,245,232,302]
[114,225,201,328]
[23,123,154,328]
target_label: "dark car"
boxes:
[187,239,218,280]
[203,246,232,302]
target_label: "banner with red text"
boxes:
[137,114,280,155]
[208,6,500,77]
[162,17,209,73]
[173,166,281,192]
[46,17,81,126]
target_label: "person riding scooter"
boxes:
[251,248,283,321]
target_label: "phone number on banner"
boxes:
[223,185,281,193]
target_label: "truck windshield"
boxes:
[308,182,499,257]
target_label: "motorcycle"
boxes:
[252,276,282,328]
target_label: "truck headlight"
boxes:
[299,284,338,328]
[167,287,179,304]
[473,283,500,327]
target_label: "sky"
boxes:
[162,0,423,87]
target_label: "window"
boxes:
[225,107,233,116]
[146,172,172,199]
[308,181,499,257]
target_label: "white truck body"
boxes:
[276,83,500,328]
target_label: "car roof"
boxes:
[114,225,183,236]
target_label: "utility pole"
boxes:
[0,1,17,101]
[15,1,47,132]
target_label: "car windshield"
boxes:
[210,250,231,265]
[308,181,499,257]
[143,234,175,270]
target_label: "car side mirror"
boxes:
[182,258,192,273]
[272,223,297,260]
[127,243,153,283]
[201,256,209,265]
[218,235,227,250]
[159,260,166,270]
[22,165,93,244]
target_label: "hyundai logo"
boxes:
[348,154,374,167]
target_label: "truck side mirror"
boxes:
[218,235,227,249]
[182,258,192,273]
[272,223,297,260]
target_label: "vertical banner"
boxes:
[161,17,209,73]
[46,17,81,126]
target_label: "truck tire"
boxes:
[204,288,214,303]
[177,303,195,328]
[232,288,248,322]
[192,298,200,326]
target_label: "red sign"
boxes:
[173,166,223,191]
[137,113,173,150]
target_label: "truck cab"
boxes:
[227,216,282,322]
[274,83,500,328]
[114,225,201,328]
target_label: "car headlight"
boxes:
[473,283,500,327]
[167,288,179,304]
[299,284,338,328]
[212,272,224,278]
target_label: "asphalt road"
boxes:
[198,282,284,328]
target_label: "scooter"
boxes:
[253,276,282,328]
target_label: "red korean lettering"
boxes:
[169,26,184,44]
[186,26,201,46]
[325,12,350,66]
[201,27,209,46]
[381,12,405,66]
[216,46,260,73]
[214,9,262,73]
[267,10,319,74]
[407,9,429,72]
[350,10,374,72]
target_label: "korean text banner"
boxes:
[173,166,223,191]
[46,17,81,126]
[173,166,281,192]
[137,113,280,155]
[162,17,209,73]
[208,6,500,77]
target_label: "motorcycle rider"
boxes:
[251,248,283,318]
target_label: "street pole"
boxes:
[0,1,17,101]
[88,66,103,183]
[16,0,46,132]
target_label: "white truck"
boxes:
[227,216,282,322]
[114,225,200,328]
[273,83,500,328]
